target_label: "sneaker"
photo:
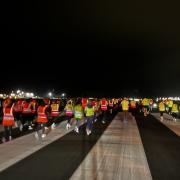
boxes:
[75,127,79,133]
[19,124,23,131]
[34,132,39,140]
[45,127,49,130]
[42,134,46,138]
[15,121,18,128]
[66,123,70,130]
[51,123,56,130]
[9,136,12,141]
[28,126,33,130]
[86,129,91,135]
[102,120,105,124]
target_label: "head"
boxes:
[87,100,92,108]
[39,99,46,106]
[75,98,81,106]
[44,98,50,105]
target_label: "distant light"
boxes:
[48,92,52,97]
[17,90,20,94]
[153,103,157,108]
[11,93,15,97]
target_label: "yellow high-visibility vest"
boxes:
[159,102,165,111]
[121,100,129,111]
[171,104,179,113]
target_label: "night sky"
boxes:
[1,0,180,97]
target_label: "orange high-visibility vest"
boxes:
[109,99,114,107]
[101,99,107,111]
[37,106,48,123]
[22,102,32,114]
[3,105,15,126]
[51,103,60,117]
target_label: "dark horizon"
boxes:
[1,0,180,97]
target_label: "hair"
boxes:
[39,99,46,106]
[75,99,81,106]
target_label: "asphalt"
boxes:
[135,113,180,180]
[0,116,65,144]
[0,111,117,180]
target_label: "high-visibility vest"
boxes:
[65,104,74,116]
[109,99,113,107]
[121,100,129,111]
[51,103,60,116]
[130,101,136,109]
[22,102,32,114]
[168,100,173,108]
[31,101,37,114]
[74,105,83,118]
[101,99,107,110]
[82,98,88,108]
[13,100,23,112]
[37,106,48,123]
[85,107,94,117]
[171,104,179,113]
[165,99,169,106]
[142,98,149,106]
[3,105,15,126]
[159,102,165,111]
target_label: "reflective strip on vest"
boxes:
[23,108,32,113]
[3,114,14,120]
[38,113,47,118]
[66,110,73,115]
[51,111,60,116]
[101,105,107,110]
[109,103,113,107]
[75,112,82,118]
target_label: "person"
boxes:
[92,98,98,122]
[168,99,173,115]
[74,99,84,133]
[149,99,154,112]
[2,98,15,142]
[84,100,95,135]
[13,99,23,131]
[64,100,74,130]
[171,103,179,121]
[22,99,33,130]
[108,98,114,114]
[121,98,129,123]
[30,99,38,127]
[141,98,150,117]
[158,101,165,121]
[100,98,108,124]
[50,99,60,129]
[81,97,88,109]
[130,99,137,116]
[35,99,50,140]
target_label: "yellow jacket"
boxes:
[171,104,179,113]
[121,100,129,111]
[158,102,165,111]
[142,98,149,106]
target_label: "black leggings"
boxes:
[4,126,12,139]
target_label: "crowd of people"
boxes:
[0,97,179,142]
